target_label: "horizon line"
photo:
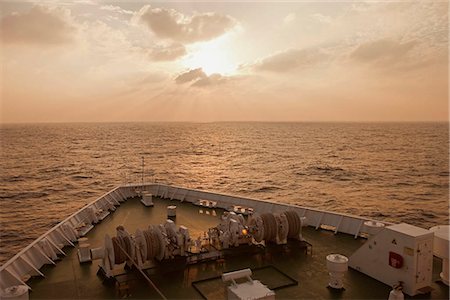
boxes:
[1,120,449,125]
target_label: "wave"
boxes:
[0,122,448,263]
[71,175,93,179]
[3,175,30,182]
[0,191,50,200]
[252,186,283,193]
[308,165,344,173]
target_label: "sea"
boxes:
[0,122,448,264]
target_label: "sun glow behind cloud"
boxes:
[181,34,239,76]
[0,1,448,123]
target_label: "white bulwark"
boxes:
[0,183,405,294]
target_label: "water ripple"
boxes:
[0,122,448,263]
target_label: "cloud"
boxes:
[0,6,75,45]
[175,68,229,87]
[351,38,417,63]
[192,73,228,87]
[149,43,186,61]
[253,48,327,72]
[175,68,206,84]
[283,13,296,25]
[138,5,237,43]
[312,13,332,24]
[100,5,133,15]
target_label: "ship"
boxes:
[0,183,448,299]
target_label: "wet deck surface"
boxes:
[28,197,449,299]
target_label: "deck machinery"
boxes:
[97,210,307,279]
[0,184,448,300]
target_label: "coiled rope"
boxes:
[261,213,277,241]
[285,210,301,238]
[112,235,132,265]
[143,228,161,260]
[113,233,167,300]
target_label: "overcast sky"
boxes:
[0,0,448,123]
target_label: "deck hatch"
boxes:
[192,265,298,299]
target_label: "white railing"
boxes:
[0,185,137,290]
[146,183,393,238]
[0,183,393,290]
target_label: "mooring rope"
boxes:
[285,210,301,238]
[261,213,277,241]
[114,236,167,300]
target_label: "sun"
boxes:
[182,36,238,76]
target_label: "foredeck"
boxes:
[25,196,448,299]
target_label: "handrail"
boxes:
[0,182,394,275]
[148,183,395,225]
[0,185,124,271]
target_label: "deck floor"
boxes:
[28,197,449,299]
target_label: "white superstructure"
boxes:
[349,223,434,296]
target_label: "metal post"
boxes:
[141,157,144,190]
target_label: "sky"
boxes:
[0,0,448,123]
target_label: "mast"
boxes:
[141,156,144,190]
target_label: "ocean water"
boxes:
[0,122,448,263]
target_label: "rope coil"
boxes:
[143,228,161,260]
[261,213,277,241]
[112,235,132,265]
[285,210,301,238]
